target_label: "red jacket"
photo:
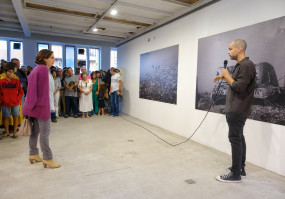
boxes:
[0,77,23,107]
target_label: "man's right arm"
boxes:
[64,80,73,92]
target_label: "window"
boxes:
[0,40,7,61]
[10,41,23,66]
[38,43,49,52]
[66,46,75,70]
[51,45,63,68]
[110,48,117,68]
[89,48,99,72]
[77,48,87,69]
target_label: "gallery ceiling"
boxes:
[0,0,219,45]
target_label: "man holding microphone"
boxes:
[214,39,256,183]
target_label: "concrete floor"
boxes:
[0,115,285,199]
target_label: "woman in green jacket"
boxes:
[91,71,100,115]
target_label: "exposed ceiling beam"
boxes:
[83,31,125,39]
[11,0,31,37]
[88,0,119,32]
[0,2,14,8]
[27,16,92,27]
[160,0,191,7]
[28,21,87,31]
[30,29,121,42]
[28,24,126,39]
[103,16,151,27]
[118,2,173,16]
[0,10,21,18]
[0,16,19,23]
[24,8,96,21]
[96,0,116,4]
[0,23,21,29]
[24,2,97,18]
[0,27,23,32]
[24,0,104,16]
[116,13,158,25]
[161,0,199,6]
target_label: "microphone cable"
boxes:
[120,68,226,147]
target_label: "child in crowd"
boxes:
[0,62,23,138]
[98,84,106,116]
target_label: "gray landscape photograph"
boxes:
[139,45,179,104]
[196,16,285,126]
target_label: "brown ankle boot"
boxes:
[29,154,43,164]
[42,160,61,168]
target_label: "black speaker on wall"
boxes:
[78,49,85,54]
[13,43,21,50]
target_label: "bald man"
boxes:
[214,39,256,183]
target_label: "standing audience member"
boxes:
[102,69,111,92]
[20,66,28,76]
[0,60,24,130]
[27,66,33,76]
[49,69,56,123]
[1,59,8,74]
[91,71,99,115]
[109,67,122,117]
[78,73,93,118]
[78,66,91,80]
[57,68,66,116]
[75,67,81,75]
[102,71,106,79]
[64,67,79,118]
[12,58,27,106]
[52,70,61,118]
[102,69,112,113]
[98,84,106,116]
[0,62,23,138]
[20,66,28,96]
[23,49,60,168]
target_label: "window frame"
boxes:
[37,43,49,52]
[10,40,24,65]
[65,45,76,70]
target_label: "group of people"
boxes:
[0,49,122,168]
[0,58,30,139]
[50,63,121,121]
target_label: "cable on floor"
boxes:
[120,79,224,147]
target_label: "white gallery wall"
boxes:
[117,0,285,176]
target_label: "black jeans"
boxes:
[226,112,247,176]
[65,96,79,116]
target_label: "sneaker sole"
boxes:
[216,176,242,183]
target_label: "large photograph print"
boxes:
[139,45,179,104]
[196,16,285,126]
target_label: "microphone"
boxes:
[223,60,228,69]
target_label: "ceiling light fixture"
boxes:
[93,28,98,32]
[110,9,118,16]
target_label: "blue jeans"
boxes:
[65,96,79,116]
[51,111,56,120]
[2,105,19,117]
[110,91,119,116]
